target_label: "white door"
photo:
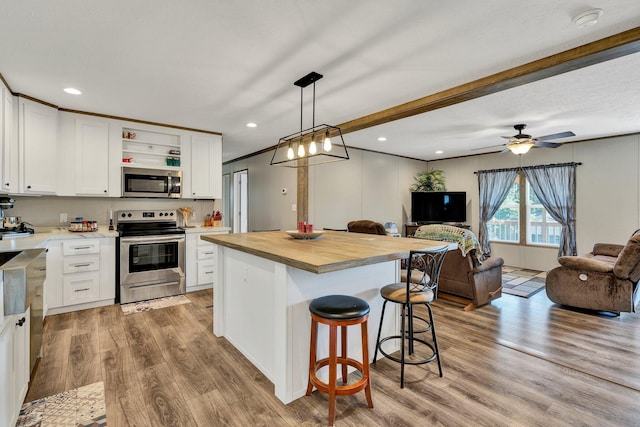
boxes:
[233,170,247,233]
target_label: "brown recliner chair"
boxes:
[347,220,386,235]
[546,231,640,314]
[413,225,503,310]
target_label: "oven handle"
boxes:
[120,235,185,244]
[128,281,181,290]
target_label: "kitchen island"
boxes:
[201,230,450,404]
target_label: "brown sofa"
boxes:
[546,231,640,314]
[413,225,504,310]
[347,220,386,235]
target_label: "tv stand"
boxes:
[404,223,470,237]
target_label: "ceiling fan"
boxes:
[477,124,576,154]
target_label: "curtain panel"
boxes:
[477,169,518,258]
[523,164,578,257]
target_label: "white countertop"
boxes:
[0,227,118,251]
[181,226,231,234]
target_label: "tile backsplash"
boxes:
[5,196,220,228]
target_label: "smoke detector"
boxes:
[572,8,603,28]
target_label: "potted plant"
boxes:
[410,169,446,192]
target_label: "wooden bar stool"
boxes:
[306,295,374,426]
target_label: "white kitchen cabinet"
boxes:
[46,237,116,314]
[185,229,228,291]
[0,317,16,427]
[0,309,30,427]
[188,133,222,199]
[19,98,58,194]
[75,118,110,196]
[1,84,18,193]
[13,309,30,408]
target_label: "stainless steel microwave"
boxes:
[122,167,182,198]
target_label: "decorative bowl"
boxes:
[285,230,325,240]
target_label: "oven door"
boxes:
[119,234,185,303]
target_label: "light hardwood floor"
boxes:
[25,289,640,426]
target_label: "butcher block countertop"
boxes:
[200,230,450,274]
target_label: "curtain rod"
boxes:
[474,161,582,175]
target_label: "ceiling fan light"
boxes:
[287,145,295,160]
[508,142,534,155]
[298,143,305,157]
[309,139,317,155]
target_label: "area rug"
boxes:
[16,381,107,427]
[120,294,191,315]
[502,266,546,298]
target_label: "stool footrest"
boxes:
[308,357,370,396]
[377,335,437,365]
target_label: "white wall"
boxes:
[429,133,640,271]
[224,148,428,232]
[224,133,640,271]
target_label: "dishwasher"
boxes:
[2,248,47,374]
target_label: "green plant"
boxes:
[410,169,446,192]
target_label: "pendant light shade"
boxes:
[271,72,349,167]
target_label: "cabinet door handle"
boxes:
[203,251,214,255]
[104,190,107,193]
[74,288,91,292]
[5,182,8,186]
[16,317,26,326]
[73,246,92,250]
[73,263,91,268]
[27,185,32,189]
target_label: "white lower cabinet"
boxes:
[46,237,115,315]
[0,308,30,427]
[185,230,227,291]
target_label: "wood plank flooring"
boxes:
[25,289,640,426]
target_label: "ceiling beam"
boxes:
[338,26,640,134]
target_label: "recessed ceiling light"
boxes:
[435,150,444,154]
[572,8,603,28]
[377,137,387,142]
[246,122,257,128]
[63,87,82,95]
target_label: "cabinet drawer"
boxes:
[197,261,215,285]
[63,272,100,305]
[62,255,100,274]
[197,245,216,260]
[62,239,100,255]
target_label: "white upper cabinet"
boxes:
[189,133,222,199]
[1,85,17,193]
[19,98,58,194]
[75,118,110,196]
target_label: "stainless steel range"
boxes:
[116,210,185,304]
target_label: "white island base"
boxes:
[213,246,401,404]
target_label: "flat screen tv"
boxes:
[411,191,466,224]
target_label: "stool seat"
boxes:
[309,295,370,320]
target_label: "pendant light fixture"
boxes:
[271,72,349,167]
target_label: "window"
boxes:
[487,178,519,243]
[487,172,559,247]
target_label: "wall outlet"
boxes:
[59,213,68,223]
[291,204,297,212]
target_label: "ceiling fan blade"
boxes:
[471,144,505,151]
[534,141,562,148]
[536,131,575,141]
